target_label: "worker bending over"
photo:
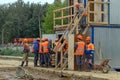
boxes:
[85,36,95,71]
[74,35,85,71]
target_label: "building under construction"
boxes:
[52,0,120,71]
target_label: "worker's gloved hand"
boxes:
[91,50,94,54]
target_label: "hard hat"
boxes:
[75,2,80,8]
[55,38,58,42]
[42,38,44,41]
[77,35,83,40]
[86,36,91,41]
[63,37,67,40]
[44,38,48,41]
[83,13,87,17]
[23,39,27,43]
[36,38,40,41]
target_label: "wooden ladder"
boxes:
[54,4,90,70]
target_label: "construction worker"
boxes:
[85,36,95,71]
[74,35,85,71]
[32,38,40,67]
[20,39,30,67]
[42,38,51,67]
[53,38,61,65]
[38,38,44,67]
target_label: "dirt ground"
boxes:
[0,56,120,80]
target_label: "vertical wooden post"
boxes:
[61,50,63,68]
[53,11,55,29]
[94,0,102,22]
[62,9,64,27]
[68,34,74,70]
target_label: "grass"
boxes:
[0,48,34,57]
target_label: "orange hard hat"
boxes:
[77,35,83,40]
[75,2,80,8]
[42,38,44,41]
[44,38,48,41]
[83,13,87,17]
[36,38,40,41]
[86,36,91,41]
[55,38,58,42]
[23,39,27,42]
[63,37,67,40]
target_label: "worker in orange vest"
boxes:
[53,38,61,65]
[85,36,95,71]
[74,35,85,71]
[20,39,30,67]
[39,38,44,67]
[42,38,51,67]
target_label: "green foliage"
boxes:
[0,0,48,43]
[42,0,67,34]
[0,48,34,57]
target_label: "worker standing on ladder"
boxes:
[85,36,95,71]
[74,35,85,71]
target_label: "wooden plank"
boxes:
[68,34,74,70]
[89,1,110,4]
[89,22,108,25]
[88,11,105,14]
[53,5,74,12]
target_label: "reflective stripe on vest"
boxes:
[75,41,85,55]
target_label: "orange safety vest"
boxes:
[86,43,95,50]
[63,41,68,53]
[39,42,43,54]
[75,41,85,56]
[42,41,49,53]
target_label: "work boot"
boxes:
[20,61,24,67]
[25,61,28,66]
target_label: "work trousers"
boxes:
[86,54,93,70]
[22,53,29,62]
[43,53,51,67]
[34,51,39,66]
[76,55,83,70]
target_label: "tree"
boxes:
[42,0,67,34]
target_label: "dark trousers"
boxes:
[43,53,51,67]
[57,52,61,65]
[39,54,44,66]
[76,55,83,70]
[34,51,39,66]
[86,54,93,70]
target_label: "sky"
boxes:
[0,0,54,4]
